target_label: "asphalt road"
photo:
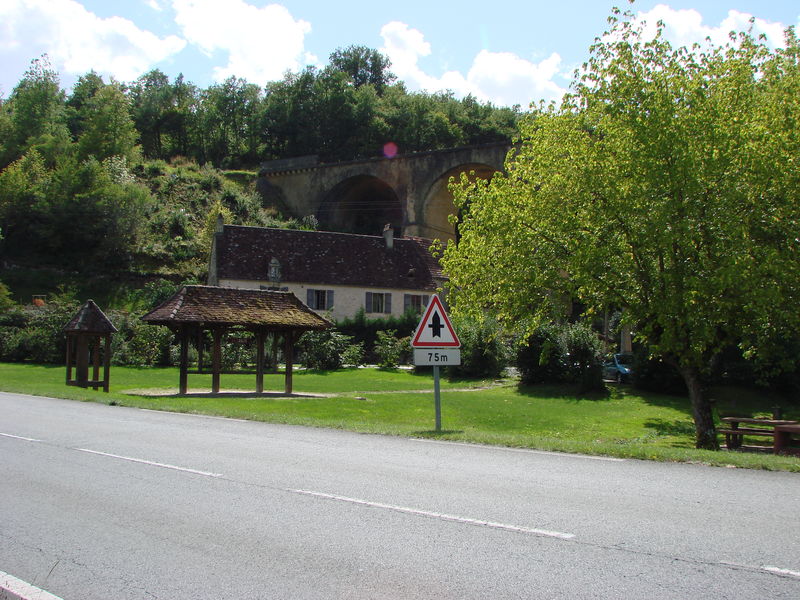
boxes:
[1,391,799,599]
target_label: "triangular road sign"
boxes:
[411,296,460,348]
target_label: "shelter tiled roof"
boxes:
[215,226,444,290]
[63,300,118,334]
[141,286,331,330]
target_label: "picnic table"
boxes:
[773,424,800,456]
[719,417,799,453]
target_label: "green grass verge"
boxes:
[1,362,798,472]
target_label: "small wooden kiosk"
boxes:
[141,285,331,395]
[64,300,117,392]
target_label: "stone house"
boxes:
[207,223,444,321]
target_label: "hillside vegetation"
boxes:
[0,46,519,304]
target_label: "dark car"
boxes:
[603,353,634,383]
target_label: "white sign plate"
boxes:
[413,348,461,366]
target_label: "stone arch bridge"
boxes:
[257,143,510,241]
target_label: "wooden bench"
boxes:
[719,417,798,451]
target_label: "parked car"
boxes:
[603,353,634,383]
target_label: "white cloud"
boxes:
[0,0,185,86]
[632,5,789,50]
[380,21,567,108]
[171,0,314,84]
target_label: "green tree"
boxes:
[195,76,264,167]
[1,56,69,168]
[65,70,105,138]
[77,82,139,162]
[129,69,174,159]
[328,45,395,93]
[442,12,800,449]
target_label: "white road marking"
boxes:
[0,570,64,600]
[411,438,625,461]
[763,566,800,579]
[289,488,575,540]
[74,448,222,478]
[0,432,41,442]
[719,561,800,580]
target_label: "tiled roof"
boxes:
[63,300,118,334]
[215,226,444,290]
[141,285,331,330]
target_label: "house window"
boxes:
[403,294,430,314]
[365,292,392,314]
[307,289,334,311]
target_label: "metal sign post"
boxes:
[433,366,442,431]
[411,296,460,432]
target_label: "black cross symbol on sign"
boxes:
[428,312,445,338]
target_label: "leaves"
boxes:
[442,13,800,448]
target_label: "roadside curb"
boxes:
[0,571,63,600]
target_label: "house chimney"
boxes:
[383,224,394,250]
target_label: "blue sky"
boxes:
[1,0,798,108]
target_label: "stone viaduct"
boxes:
[256,143,510,241]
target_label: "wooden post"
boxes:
[76,336,89,388]
[256,330,265,394]
[212,328,222,394]
[92,335,101,390]
[284,332,294,395]
[102,333,112,392]
[179,326,189,395]
[65,335,73,385]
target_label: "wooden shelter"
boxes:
[64,300,117,392]
[141,285,331,395]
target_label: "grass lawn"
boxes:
[1,362,798,472]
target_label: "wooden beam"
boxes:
[284,332,294,395]
[212,328,222,394]
[92,336,101,391]
[179,325,189,395]
[256,330,265,394]
[76,336,89,388]
[65,335,73,385]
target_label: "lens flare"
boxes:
[383,142,398,158]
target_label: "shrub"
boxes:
[342,341,366,367]
[0,280,14,312]
[297,329,355,370]
[516,323,565,385]
[0,291,80,364]
[447,315,510,379]
[560,321,604,392]
[374,330,406,369]
[337,308,420,360]
[517,321,604,391]
[109,311,174,367]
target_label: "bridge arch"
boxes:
[416,163,497,241]
[315,175,403,235]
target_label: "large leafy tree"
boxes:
[77,82,139,162]
[195,76,264,167]
[328,45,395,93]
[0,56,69,169]
[442,11,800,449]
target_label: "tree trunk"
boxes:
[679,365,719,450]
